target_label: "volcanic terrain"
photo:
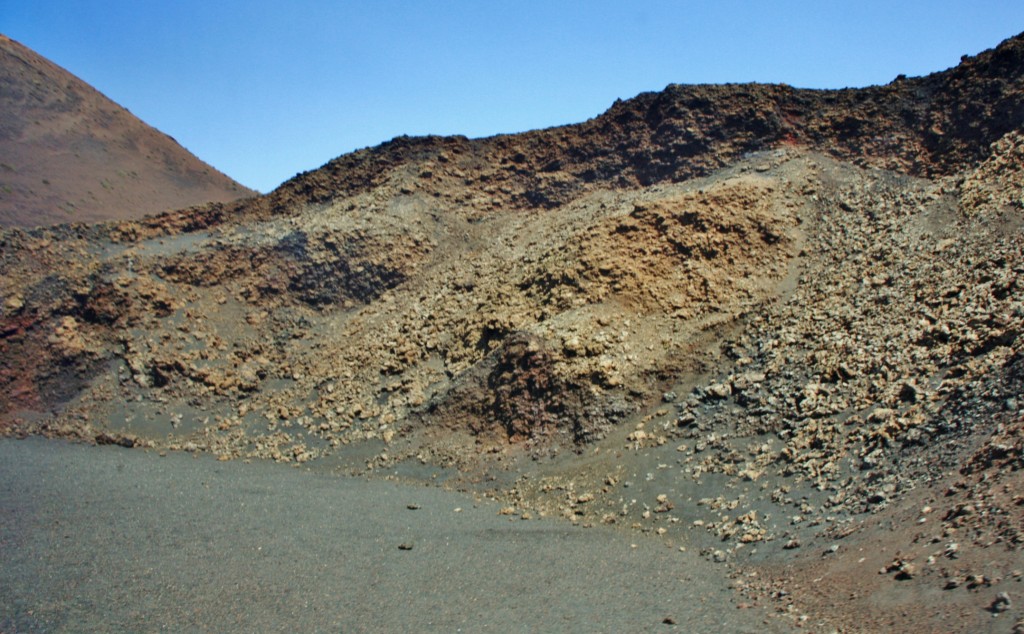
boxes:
[0,34,255,228]
[1,31,1023,632]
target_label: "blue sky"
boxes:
[3,1,1023,193]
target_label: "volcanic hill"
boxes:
[1,31,1023,632]
[0,34,255,228]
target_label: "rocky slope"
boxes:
[0,34,255,228]
[0,31,1022,633]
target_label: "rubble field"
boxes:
[2,30,1023,633]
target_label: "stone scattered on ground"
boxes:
[1,30,1023,634]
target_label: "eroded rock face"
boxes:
[0,34,1021,496]
[2,32,1023,634]
[0,157,802,450]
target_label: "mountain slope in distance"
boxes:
[0,34,256,228]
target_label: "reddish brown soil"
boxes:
[0,34,256,228]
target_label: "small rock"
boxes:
[4,295,24,312]
[627,430,649,443]
[991,592,1012,614]
[968,574,991,589]
[398,543,414,550]
[895,563,916,580]
[705,383,732,399]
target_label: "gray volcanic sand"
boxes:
[0,438,782,633]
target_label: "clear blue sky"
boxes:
[3,1,1023,193]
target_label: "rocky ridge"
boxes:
[0,31,1022,633]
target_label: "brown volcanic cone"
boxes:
[0,34,255,228]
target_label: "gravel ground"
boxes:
[0,438,782,633]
